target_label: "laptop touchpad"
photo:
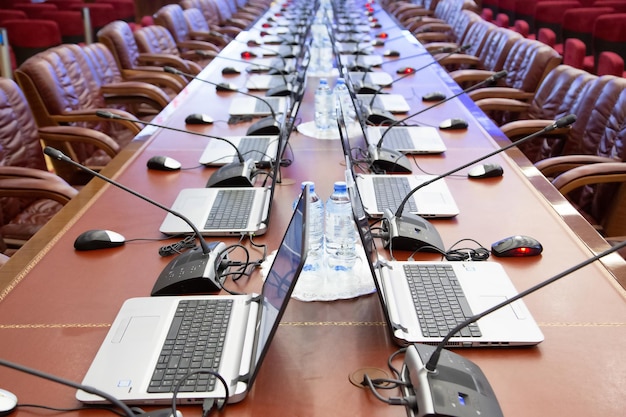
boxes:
[112,316,160,344]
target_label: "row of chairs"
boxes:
[0,0,275,263]
[381,1,626,249]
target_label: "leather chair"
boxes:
[0,77,79,247]
[133,25,204,74]
[153,4,221,66]
[412,9,481,51]
[179,0,244,36]
[97,20,189,93]
[13,43,167,179]
[182,7,232,48]
[2,19,62,66]
[204,0,254,30]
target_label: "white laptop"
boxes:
[366,125,447,154]
[77,189,309,405]
[356,94,410,113]
[348,71,393,87]
[228,96,287,116]
[346,171,544,347]
[355,173,459,218]
[199,135,280,166]
[343,54,383,69]
[245,74,294,90]
[159,187,272,236]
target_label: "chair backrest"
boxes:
[134,25,183,57]
[183,7,211,35]
[591,13,626,65]
[533,1,582,42]
[476,26,522,73]
[40,10,86,43]
[2,19,62,66]
[98,20,143,71]
[500,38,562,93]
[597,51,625,77]
[13,3,58,19]
[562,7,615,54]
[153,4,193,45]
[81,42,124,86]
[0,9,27,24]
[180,0,222,27]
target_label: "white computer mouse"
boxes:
[0,388,17,416]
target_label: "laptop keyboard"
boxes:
[383,128,413,149]
[148,299,234,393]
[254,97,280,113]
[404,264,482,338]
[372,176,418,212]
[238,136,270,160]
[205,189,254,230]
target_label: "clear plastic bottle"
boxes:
[319,36,334,74]
[325,181,357,271]
[333,78,355,123]
[294,181,324,271]
[314,78,333,130]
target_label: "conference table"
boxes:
[1,1,625,417]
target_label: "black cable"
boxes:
[170,370,229,417]
[158,236,197,256]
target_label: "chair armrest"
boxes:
[120,68,186,93]
[51,108,143,135]
[437,53,481,68]
[552,162,626,195]
[475,97,531,115]
[100,81,170,110]
[177,40,220,53]
[224,18,249,30]
[415,32,454,43]
[188,30,230,47]
[0,167,78,203]
[215,26,242,36]
[535,155,617,178]
[469,87,534,101]
[38,125,120,157]
[449,69,497,87]
[136,53,201,75]
[414,22,452,34]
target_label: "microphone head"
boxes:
[554,114,577,129]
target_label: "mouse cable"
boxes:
[409,155,466,179]
[158,235,197,257]
[442,238,490,262]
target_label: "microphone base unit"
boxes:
[382,210,445,253]
[246,116,282,136]
[206,159,256,188]
[368,145,412,174]
[365,108,396,126]
[151,242,230,296]
[401,344,503,417]
[265,84,294,97]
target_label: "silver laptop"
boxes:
[199,135,280,166]
[366,125,447,154]
[245,74,294,90]
[228,96,287,116]
[77,188,309,405]
[345,170,544,347]
[356,94,410,113]
[348,71,393,87]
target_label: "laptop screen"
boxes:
[247,186,309,385]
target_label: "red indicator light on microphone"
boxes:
[376,32,388,39]
[241,51,256,59]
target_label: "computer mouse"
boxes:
[384,49,400,57]
[422,91,447,102]
[185,113,213,125]
[221,66,240,75]
[0,388,17,416]
[491,235,543,257]
[439,118,468,130]
[372,39,385,47]
[396,66,415,74]
[216,82,237,91]
[147,155,182,171]
[74,230,126,251]
[240,50,257,59]
[467,163,503,179]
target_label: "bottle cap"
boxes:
[333,181,347,192]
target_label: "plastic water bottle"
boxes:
[319,36,334,74]
[333,78,355,123]
[294,181,324,271]
[325,181,357,271]
[314,78,333,130]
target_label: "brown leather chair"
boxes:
[0,78,79,247]
[182,7,232,48]
[97,20,188,93]
[153,4,222,64]
[179,0,243,36]
[204,0,254,29]
[416,9,481,52]
[13,43,167,178]
[133,25,204,74]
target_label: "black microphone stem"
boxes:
[426,237,626,372]
[376,69,507,147]
[43,146,212,255]
[0,358,136,417]
[95,110,246,164]
[393,114,576,218]
[163,66,280,122]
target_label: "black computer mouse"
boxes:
[221,66,240,75]
[372,39,385,47]
[439,118,468,130]
[467,163,503,179]
[422,91,447,102]
[396,66,415,74]
[0,388,17,417]
[74,230,126,251]
[185,113,214,125]
[491,235,543,257]
[147,155,182,171]
[216,82,237,91]
[384,49,400,57]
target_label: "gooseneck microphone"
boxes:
[375,69,508,148]
[44,146,229,296]
[163,66,283,137]
[382,114,577,252]
[95,110,255,188]
[401,237,626,417]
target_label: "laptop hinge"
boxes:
[249,293,262,304]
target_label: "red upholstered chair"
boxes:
[2,19,62,66]
[94,0,135,22]
[512,19,530,38]
[560,6,615,55]
[497,0,517,20]
[45,0,84,10]
[532,1,582,43]
[40,10,87,44]
[480,7,494,22]
[0,77,79,247]
[495,12,510,27]
[593,1,626,13]
[12,3,58,19]
[70,2,117,39]
[589,14,626,73]
[537,28,556,50]
[0,9,27,24]
[596,51,626,77]
[562,37,587,70]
